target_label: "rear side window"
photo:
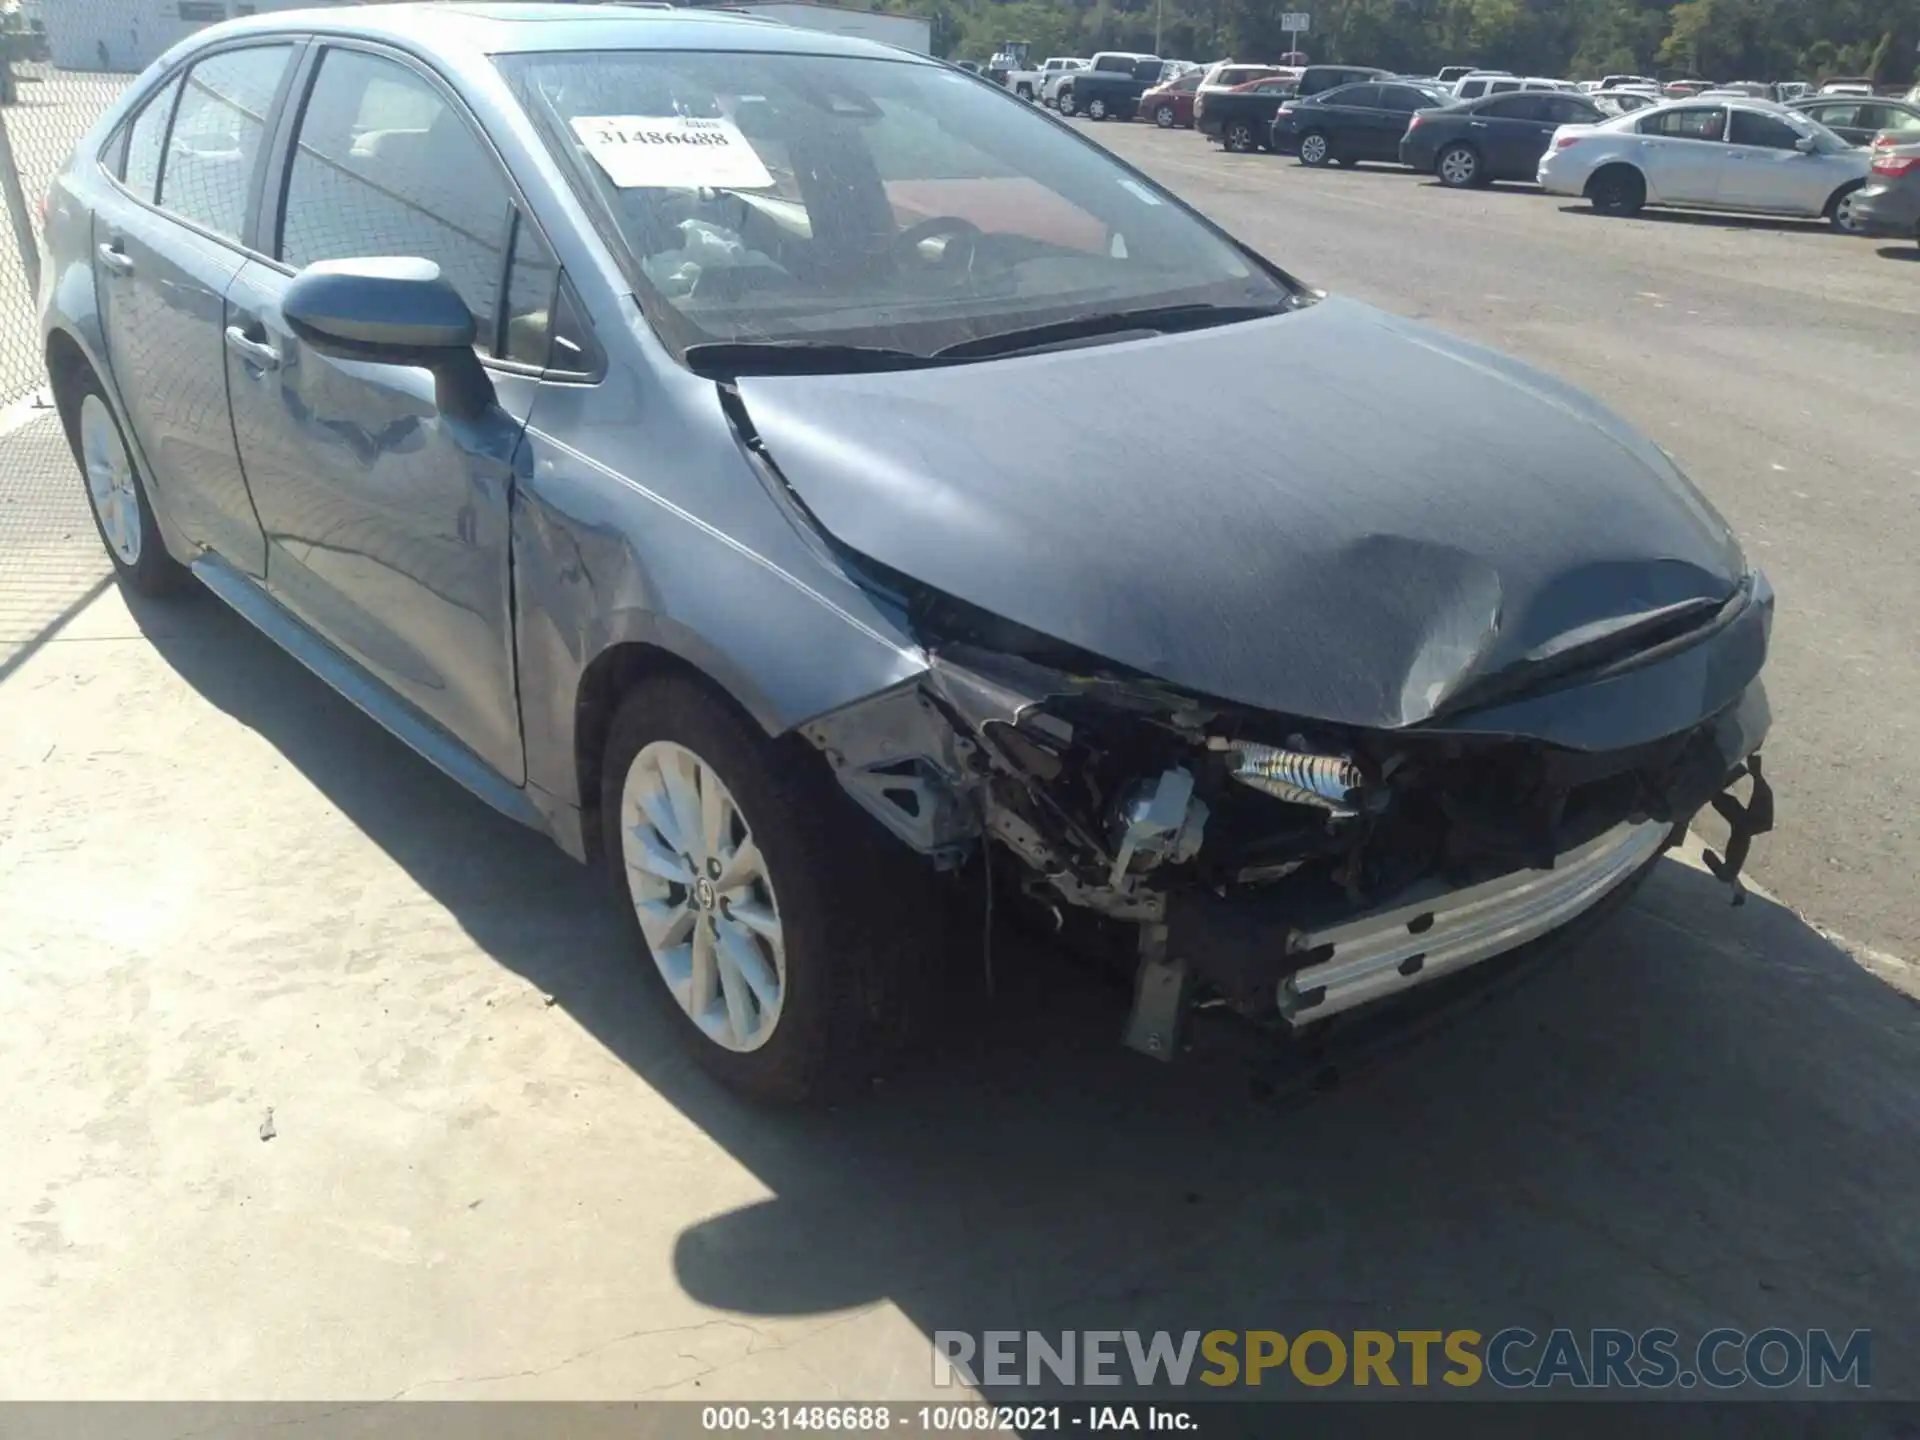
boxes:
[120,74,182,203]
[1377,86,1435,112]
[1478,95,1536,119]
[279,47,513,355]
[1639,106,1727,141]
[1548,96,1602,124]
[1728,109,1802,149]
[159,45,295,241]
[1335,85,1381,108]
[1806,103,1859,129]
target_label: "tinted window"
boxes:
[1804,102,1858,129]
[1377,86,1436,112]
[1728,109,1802,149]
[1333,85,1381,108]
[1477,95,1536,119]
[280,48,512,355]
[1548,96,1603,123]
[158,45,293,241]
[121,74,182,203]
[1639,106,1726,141]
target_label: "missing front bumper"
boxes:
[1278,816,1672,1024]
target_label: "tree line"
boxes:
[892,0,1917,87]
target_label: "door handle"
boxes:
[1469,120,1488,128]
[96,241,134,275]
[224,325,281,371]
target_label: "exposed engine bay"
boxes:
[800,613,1774,1055]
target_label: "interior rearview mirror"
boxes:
[283,256,495,420]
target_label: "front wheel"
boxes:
[1298,131,1331,166]
[1225,120,1257,153]
[602,676,935,1104]
[1058,91,1076,117]
[1015,83,1033,101]
[1155,103,1176,128]
[1088,97,1108,121]
[1436,142,1482,188]
[1827,183,1866,234]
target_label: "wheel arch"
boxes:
[1824,177,1864,219]
[1584,160,1648,200]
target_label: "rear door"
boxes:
[1465,94,1545,174]
[224,41,549,782]
[1367,84,1434,160]
[1316,84,1377,151]
[91,43,299,577]
[1635,105,1729,203]
[1800,101,1870,146]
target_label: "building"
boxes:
[41,0,363,72]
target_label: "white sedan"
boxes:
[1538,98,1874,231]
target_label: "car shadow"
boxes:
[133,590,1920,1403]
[1555,203,1849,236]
[1876,243,1920,261]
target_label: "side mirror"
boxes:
[283,256,495,420]
[1794,135,1817,153]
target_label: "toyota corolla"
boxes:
[40,2,1775,1102]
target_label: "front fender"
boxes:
[510,358,927,811]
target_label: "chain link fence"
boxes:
[2,0,136,665]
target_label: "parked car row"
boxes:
[1086,74,1917,248]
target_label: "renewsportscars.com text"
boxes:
[933,1328,1871,1391]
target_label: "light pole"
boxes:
[1155,0,1163,56]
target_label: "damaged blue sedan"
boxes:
[41,2,1774,1101]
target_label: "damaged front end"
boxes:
[801,617,1774,1060]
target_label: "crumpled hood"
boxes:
[734,296,1749,731]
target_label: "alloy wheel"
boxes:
[1228,122,1253,152]
[79,392,141,565]
[1300,133,1329,165]
[1831,190,1864,234]
[1089,98,1107,120]
[621,740,786,1053]
[1156,105,1176,128]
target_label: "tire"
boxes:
[59,366,190,597]
[1088,97,1108,121]
[1826,182,1866,234]
[1585,164,1645,215]
[1015,83,1033,101]
[1298,130,1331,167]
[1058,91,1076,117]
[1155,104,1176,128]
[1436,142,1482,188]
[600,675,938,1104]
[1225,120,1257,153]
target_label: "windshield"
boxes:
[499,50,1293,359]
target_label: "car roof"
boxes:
[191,1,916,62]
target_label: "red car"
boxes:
[1140,68,1206,128]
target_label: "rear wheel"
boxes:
[1015,83,1033,100]
[1436,142,1482,188]
[1058,90,1077,117]
[1826,182,1866,234]
[1586,164,1645,215]
[1155,103,1176,128]
[62,370,190,597]
[601,675,937,1104]
[1225,120,1257,153]
[1088,97,1108,121]
[1298,130,1331,166]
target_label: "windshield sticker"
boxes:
[1118,178,1163,206]
[570,116,775,190]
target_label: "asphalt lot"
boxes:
[1076,118,1920,961]
[0,108,1915,1406]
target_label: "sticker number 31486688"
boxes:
[569,115,776,190]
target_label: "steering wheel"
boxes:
[891,215,984,274]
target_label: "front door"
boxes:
[226,43,553,782]
[91,44,297,576]
[1720,107,1827,212]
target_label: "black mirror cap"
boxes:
[283,256,477,365]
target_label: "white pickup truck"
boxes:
[1000,55,1086,102]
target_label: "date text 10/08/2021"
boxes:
[702,1406,1187,1431]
